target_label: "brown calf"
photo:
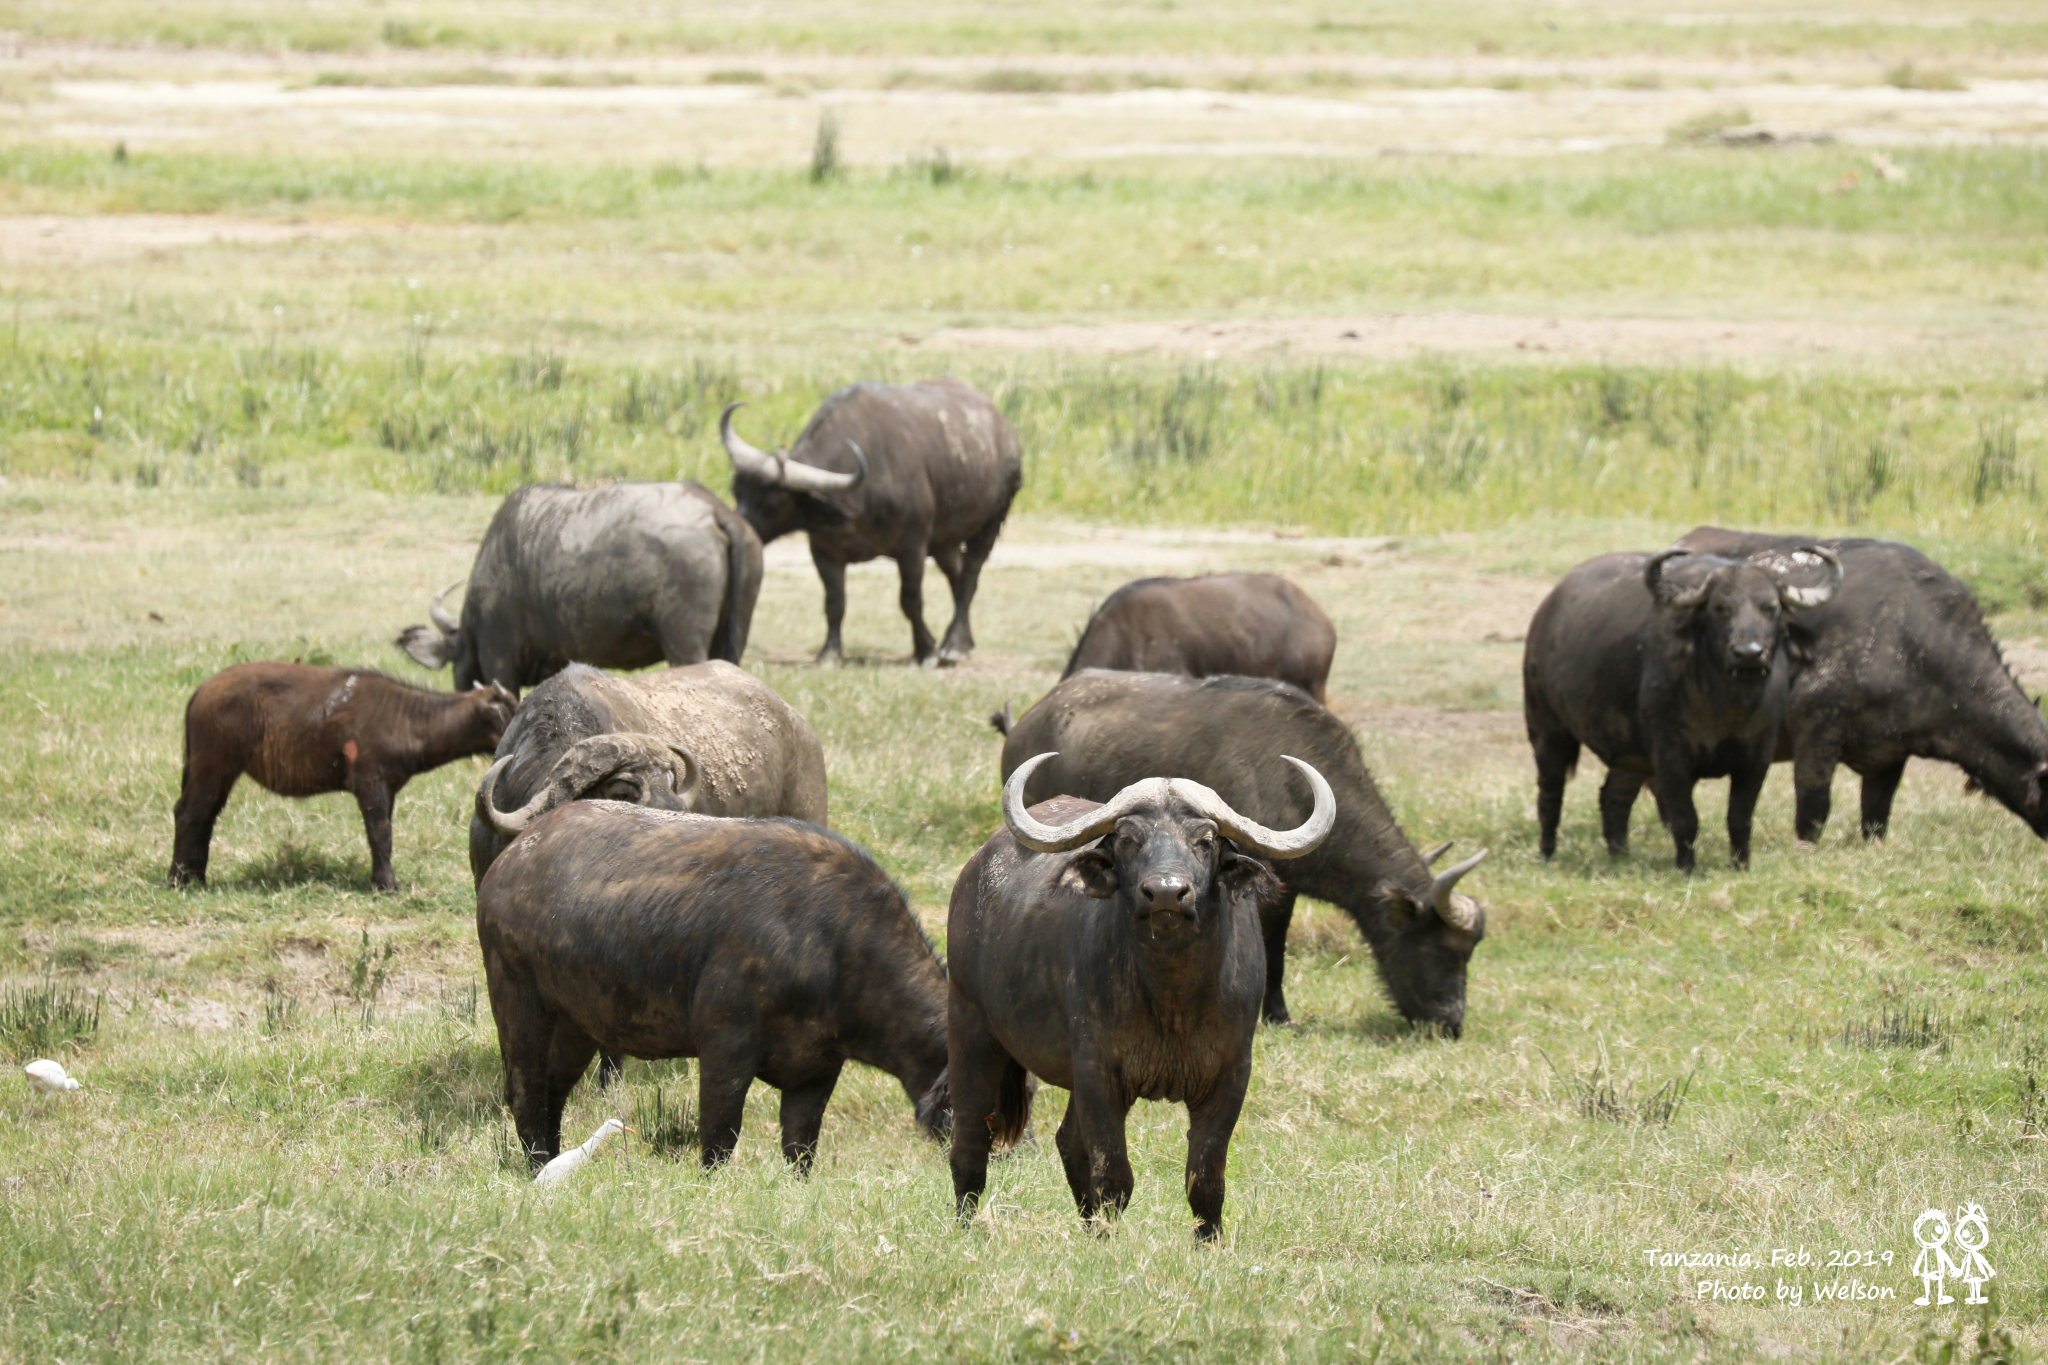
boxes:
[169,663,517,893]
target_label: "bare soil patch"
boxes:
[0,213,403,263]
[912,312,1922,360]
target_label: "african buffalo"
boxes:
[477,802,949,1171]
[1525,545,1841,871]
[1679,527,2048,842]
[947,753,1332,1240]
[467,660,827,883]
[1060,573,1337,703]
[398,479,763,694]
[721,379,1022,666]
[999,671,1486,1034]
[170,663,517,893]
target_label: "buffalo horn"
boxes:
[1001,752,1336,861]
[477,733,696,836]
[664,743,702,805]
[1430,849,1488,931]
[427,579,463,635]
[1767,545,1843,610]
[1643,548,1709,610]
[718,402,864,494]
[1421,840,1453,866]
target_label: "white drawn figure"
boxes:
[1952,1203,1996,1305]
[1913,1208,1957,1306]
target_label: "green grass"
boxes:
[1,488,2045,1360]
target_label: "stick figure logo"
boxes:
[1912,1204,1995,1307]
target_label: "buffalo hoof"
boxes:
[917,654,940,670]
[166,865,204,889]
[814,649,843,668]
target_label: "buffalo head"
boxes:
[1002,751,1334,943]
[477,733,701,837]
[1374,840,1488,1037]
[720,402,867,543]
[397,579,465,673]
[1645,546,1841,679]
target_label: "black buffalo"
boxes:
[946,753,1332,1240]
[1524,546,1841,871]
[1679,527,2048,842]
[467,660,827,884]
[721,379,1022,666]
[1059,573,1337,703]
[477,802,949,1172]
[398,480,763,694]
[1000,671,1486,1034]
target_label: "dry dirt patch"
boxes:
[912,312,1922,360]
[0,213,403,263]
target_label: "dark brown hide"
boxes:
[1064,573,1337,703]
[946,793,1278,1241]
[1678,527,2048,842]
[169,662,516,893]
[999,672,1484,1034]
[476,802,949,1171]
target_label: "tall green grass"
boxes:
[6,334,2043,545]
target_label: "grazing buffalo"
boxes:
[947,753,1332,1240]
[477,802,950,1171]
[1679,527,2048,842]
[1061,573,1337,703]
[1000,671,1486,1033]
[397,480,763,694]
[721,379,1022,666]
[1524,545,1841,871]
[468,660,827,883]
[170,663,517,893]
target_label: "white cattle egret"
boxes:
[533,1118,633,1186]
[23,1060,80,1095]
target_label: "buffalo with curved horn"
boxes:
[998,671,1488,1033]
[1526,544,1842,870]
[946,751,1333,1241]
[1679,527,2048,843]
[720,379,1023,666]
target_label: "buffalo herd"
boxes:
[163,377,2048,1238]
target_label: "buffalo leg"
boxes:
[352,778,399,894]
[1056,1074,1134,1229]
[1792,744,1840,843]
[777,1060,845,1175]
[1598,769,1646,857]
[500,1005,597,1170]
[596,1050,623,1089]
[696,1040,762,1169]
[1725,760,1769,870]
[896,548,938,667]
[1652,766,1701,872]
[1184,1061,1251,1242]
[1258,889,1298,1025]
[811,546,847,664]
[1530,727,1579,860]
[168,757,241,888]
[938,514,1004,665]
[539,1017,600,1167]
[1859,761,1908,841]
[947,995,1012,1221]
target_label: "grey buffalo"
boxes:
[720,379,1022,666]
[1524,546,1841,871]
[946,753,1332,1240]
[999,670,1486,1034]
[468,660,827,884]
[398,480,763,694]
[1059,573,1337,703]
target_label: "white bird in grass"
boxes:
[533,1119,633,1186]
[23,1060,80,1095]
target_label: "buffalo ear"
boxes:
[398,625,452,670]
[1219,851,1277,898]
[1381,884,1423,930]
[1066,848,1119,899]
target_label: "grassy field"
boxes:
[4,2,2048,1359]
